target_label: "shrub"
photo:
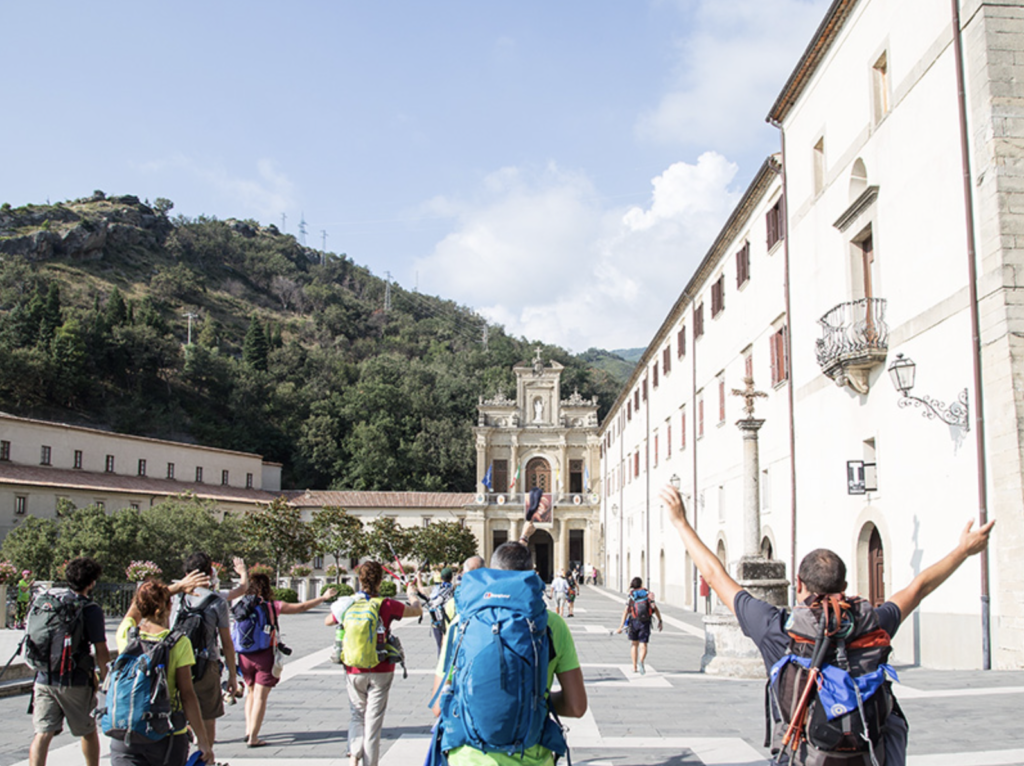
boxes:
[250,563,274,577]
[323,582,354,597]
[379,581,397,597]
[272,587,298,603]
[0,560,16,585]
[290,565,312,578]
[125,560,162,583]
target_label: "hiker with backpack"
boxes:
[26,557,110,766]
[233,572,337,748]
[326,560,422,766]
[660,483,995,766]
[426,567,455,653]
[106,577,215,766]
[430,519,588,766]
[168,552,239,747]
[615,577,663,674]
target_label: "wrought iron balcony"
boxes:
[815,297,888,394]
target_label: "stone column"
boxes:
[739,419,765,557]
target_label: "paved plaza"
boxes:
[1,584,1022,766]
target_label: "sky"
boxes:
[0,0,830,352]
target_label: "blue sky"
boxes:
[1,1,829,351]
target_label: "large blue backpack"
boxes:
[230,595,275,654]
[436,569,568,759]
[98,626,186,744]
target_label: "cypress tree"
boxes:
[38,282,62,346]
[242,314,268,371]
[105,287,128,327]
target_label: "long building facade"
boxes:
[601,0,1024,670]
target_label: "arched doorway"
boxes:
[530,528,554,583]
[716,540,727,566]
[526,457,552,493]
[760,536,774,560]
[868,527,885,607]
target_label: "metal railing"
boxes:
[90,583,136,617]
[815,297,888,370]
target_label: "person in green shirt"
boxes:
[431,522,588,766]
[16,570,33,628]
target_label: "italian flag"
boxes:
[510,464,521,493]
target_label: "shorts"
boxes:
[567,591,576,603]
[238,647,280,689]
[627,619,652,643]
[110,733,188,766]
[554,594,567,608]
[192,660,225,719]
[32,683,97,737]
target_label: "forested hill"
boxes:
[0,191,625,491]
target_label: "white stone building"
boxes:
[602,0,1024,670]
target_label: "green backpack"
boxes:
[341,595,384,669]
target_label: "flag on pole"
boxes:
[482,463,493,491]
[584,464,590,493]
[511,463,521,492]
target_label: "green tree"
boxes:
[410,521,479,568]
[105,287,128,327]
[153,197,174,216]
[242,314,269,371]
[239,497,314,583]
[310,506,365,582]
[0,516,58,578]
[54,505,139,580]
[38,282,62,347]
[363,516,413,567]
[138,494,244,579]
[50,318,88,406]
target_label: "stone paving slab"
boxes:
[0,585,1022,766]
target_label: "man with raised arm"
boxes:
[660,484,994,766]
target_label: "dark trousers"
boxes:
[109,733,188,766]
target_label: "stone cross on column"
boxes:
[732,377,767,558]
[731,376,768,419]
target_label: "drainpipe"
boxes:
[950,0,991,670]
[645,374,651,591]
[619,410,625,593]
[768,119,799,608]
[691,304,700,611]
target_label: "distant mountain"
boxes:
[575,348,639,386]
[610,347,646,364]
[0,191,624,490]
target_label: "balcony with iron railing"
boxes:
[815,297,888,394]
[471,491,597,508]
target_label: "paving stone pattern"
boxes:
[0,585,1022,765]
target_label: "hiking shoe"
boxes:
[639,662,646,675]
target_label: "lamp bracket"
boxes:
[898,388,970,431]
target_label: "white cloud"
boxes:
[414,152,740,351]
[636,0,830,150]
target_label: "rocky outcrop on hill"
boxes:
[0,191,172,261]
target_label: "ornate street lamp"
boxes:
[887,353,970,431]
[669,474,681,490]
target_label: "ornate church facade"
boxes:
[465,352,602,581]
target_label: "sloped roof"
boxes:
[288,491,475,509]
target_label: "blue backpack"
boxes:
[98,627,186,744]
[230,595,275,654]
[435,569,568,760]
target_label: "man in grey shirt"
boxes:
[660,484,994,766]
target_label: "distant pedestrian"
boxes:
[616,577,663,674]
[426,568,454,653]
[234,573,337,748]
[26,557,110,766]
[16,570,33,628]
[328,561,422,766]
[549,570,570,617]
[565,569,577,618]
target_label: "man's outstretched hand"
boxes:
[659,486,688,530]
[959,518,995,557]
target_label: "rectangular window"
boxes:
[40,445,51,465]
[0,441,9,461]
[770,326,790,385]
[680,408,687,450]
[96,500,105,511]
[694,303,705,339]
[663,346,671,375]
[718,375,726,424]
[74,450,83,469]
[698,394,705,438]
[313,555,324,570]
[221,470,230,486]
[711,276,725,317]
[767,198,785,250]
[652,362,659,389]
[569,460,584,494]
[642,379,648,401]
[138,459,147,477]
[736,242,751,287]
[105,455,115,473]
[667,420,672,458]
[167,462,175,480]
[634,389,640,410]
[813,137,825,195]
[246,472,254,489]
[15,495,27,515]
[492,459,508,493]
[130,502,140,511]
[745,352,754,381]
[634,452,640,478]
[627,401,632,421]
[195,466,203,483]
[677,327,686,358]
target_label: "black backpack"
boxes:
[629,589,653,624]
[426,586,454,631]
[172,592,220,681]
[767,595,895,766]
[23,590,94,685]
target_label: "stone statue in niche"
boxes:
[533,397,544,423]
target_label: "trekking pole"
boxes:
[0,637,25,683]
[781,617,832,751]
